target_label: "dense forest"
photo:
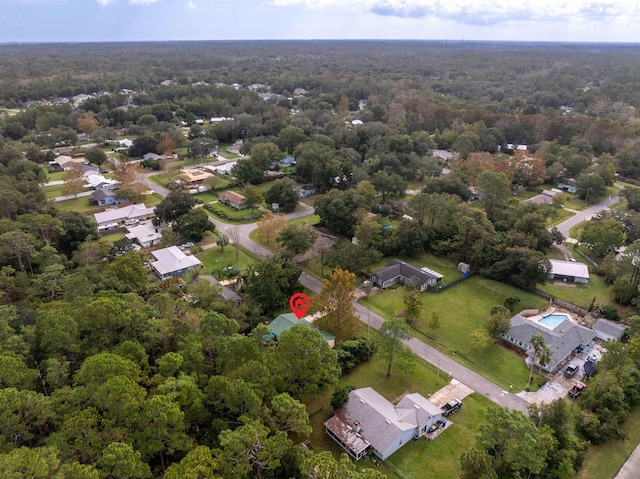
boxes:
[3,41,640,478]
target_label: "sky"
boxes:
[1,0,640,43]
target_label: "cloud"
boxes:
[271,0,640,25]
[187,0,196,9]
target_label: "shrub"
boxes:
[331,385,355,409]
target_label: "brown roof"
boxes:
[219,191,246,205]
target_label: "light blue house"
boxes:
[90,188,127,207]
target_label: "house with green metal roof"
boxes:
[267,313,336,348]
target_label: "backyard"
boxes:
[360,274,549,390]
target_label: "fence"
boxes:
[531,288,590,316]
[434,272,475,293]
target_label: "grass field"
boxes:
[309,355,492,479]
[197,244,256,275]
[218,144,241,158]
[361,275,548,390]
[42,184,65,199]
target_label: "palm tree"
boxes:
[527,333,551,389]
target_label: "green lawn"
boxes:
[197,244,256,276]
[46,170,66,182]
[204,202,260,224]
[148,174,171,188]
[42,184,66,199]
[219,144,241,159]
[309,355,492,479]
[361,276,548,390]
[547,208,574,227]
[55,196,98,212]
[576,405,640,479]
[538,272,616,309]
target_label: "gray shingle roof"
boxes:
[340,387,439,456]
[373,259,442,285]
[593,318,627,341]
[506,314,597,371]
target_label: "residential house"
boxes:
[53,97,69,105]
[211,117,233,123]
[49,155,84,170]
[23,100,40,108]
[73,93,92,102]
[218,191,247,210]
[85,174,119,191]
[93,203,155,227]
[558,179,578,194]
[214,162,237,175]
[267,313,336,348]
[90,188,127,207]
[160,80,174,86]
[247,83,268,91]
[592,318,627,341]
[351,119,364,126]
[229,83,243,90]
[125,221,162,248]
[503,313,597,372]
[181,168,213,184]
[358,99,368,109]
[325,387,442,460]
[280,156,296,167]
[293,87,309,96]
[118,138,134,149]
[260,93,287,102]
[296,184,316,198]
[549,259,589,284]
[432,150,454,162]
[95,90,111,97]
[371,259,443,292]
[386,199,410,216]
[143,152,163,161]
[151,246,202,280]
[198,276,242,304]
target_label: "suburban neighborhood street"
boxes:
[140,174,626,414]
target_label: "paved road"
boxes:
[299,273,530,413]
[553,184,624,239]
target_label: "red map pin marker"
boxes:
[289,293,310,320]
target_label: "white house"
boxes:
[93,203,155,227]
[325,387,442,460]
[150,246,202,280]
[125,221,162,248]
[549,259,590,284]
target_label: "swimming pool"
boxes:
[539,313,572,329]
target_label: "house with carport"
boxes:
[324,387,442,460]
[93,203,155,228]
[548,259,589,283]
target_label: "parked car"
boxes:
[441,398,462,417]
[563,362,579,378]
[568,381,587,399]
